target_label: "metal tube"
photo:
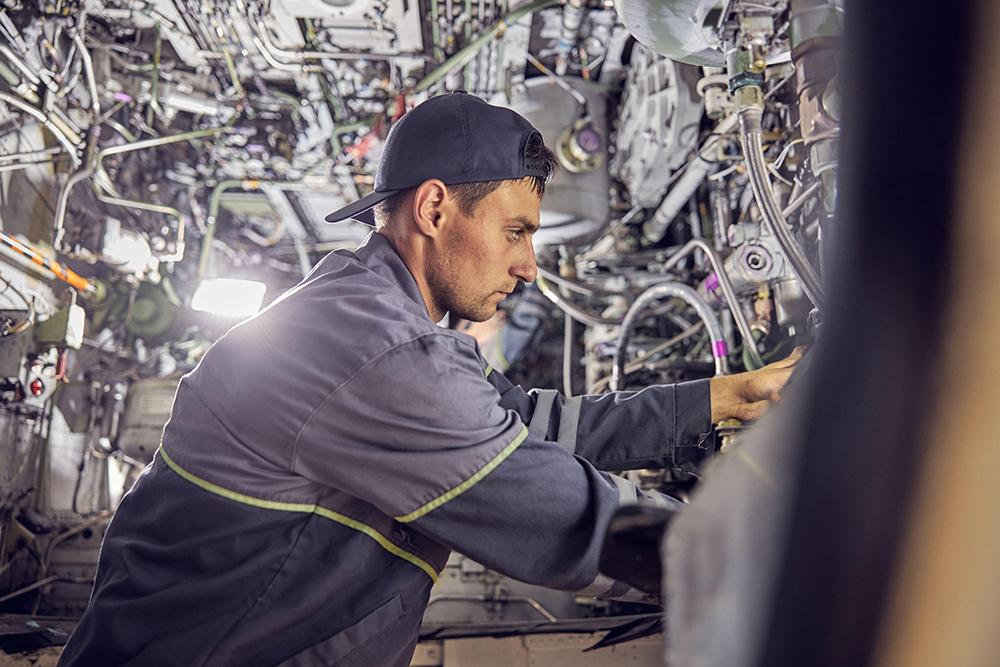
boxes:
[414,0,558,93]
[536,276,620,327]
[523,49,588,113]
[643,113,739,243]
[737,104,825,308]
[0,156,56,172]
[0,44,43,88]
[253,18,409,63]
[94,189,188,264]
[200,179,253,278]
[0,146,63,162]
[0,93,80,165]
[87,126,230,262]
[590,322,703,394]
[555,0,584,76]
[611,281,728,391]
[53,164,96,251]
[200,179,333,278]
[251,36,318,73]
[536,265,621,297]
[96,125,229,160]
[656,238,764,368]
[73,33,100,119]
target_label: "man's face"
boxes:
[426,179,540,322]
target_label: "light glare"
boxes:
[191,279,267,318]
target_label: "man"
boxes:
[61,92,798,666]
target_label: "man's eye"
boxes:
[508,230,522,242]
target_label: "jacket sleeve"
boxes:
[290,331,680,596]
[486,366,716,476]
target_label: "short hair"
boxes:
[373,133,558,230]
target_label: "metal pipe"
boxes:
[73,33,100,120]
[53,165,95,251]
[590,322,704,394]
[0,57,39,104]
[0,44,44,89]
[96,125,229,161]
[643,113,739,243]
[87,126,231,263]
[0,146,62,162]
[414,0,558,93]
[0,156,57,172]
[536,276,620,327]
[0,230,96,297]
[611,282,728,391]
[251,36,318,73]
[555,0,584,76]
[783,179,823,219]
[536,265,621,297]
[252,18,409,63]
[0,93,80,164]
[656,238,764,368]
[199,179,334,278]
[737,104,825,308]
[523,49,588,114]
[200,179,252,278]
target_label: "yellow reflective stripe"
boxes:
[158,447,438,582]
[484,361,493,377]
[494,330,510,371]
[395,425,529,523]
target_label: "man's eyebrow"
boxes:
[507,216,539,233]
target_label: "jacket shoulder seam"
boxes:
[290,330,469,469]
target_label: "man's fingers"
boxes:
[767,346,806,370]
[734,399,772,422]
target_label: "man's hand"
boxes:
[709,347,805,422]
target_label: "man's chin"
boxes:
[452,304,498,323]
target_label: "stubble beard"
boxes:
[426,249,497,323]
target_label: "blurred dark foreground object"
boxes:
[598,504,674,598]
[661,0,1000,666]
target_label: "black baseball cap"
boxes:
[325,91,549,225]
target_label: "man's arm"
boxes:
[489,371,716,474]
[487,347,804,473]
[290,332,674,596]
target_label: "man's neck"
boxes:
[377,230,445,322]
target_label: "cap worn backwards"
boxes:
[325,91,546,226]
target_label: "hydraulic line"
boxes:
[0,231,96,297]
[0,93,81,164]
[251,17,414,64]
[414,0,558,93]
[611,281,728,392]
[643,113,739,243]
[536,275,620,327]
[87,125,233,263]
[200,179,343,278]
[536,265,622,297]
[737,104,825,308]
[656,238,764,368]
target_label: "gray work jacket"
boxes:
[60,232,715,667]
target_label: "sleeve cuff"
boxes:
[670,379,718,472]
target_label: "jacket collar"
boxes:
[353,232,432,320]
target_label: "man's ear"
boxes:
[411,179,449,237]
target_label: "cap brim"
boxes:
[324,190,397,225]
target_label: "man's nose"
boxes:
[512,246,538,284]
